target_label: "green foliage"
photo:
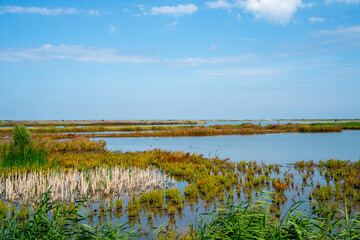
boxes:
[139,190,164,208]
[127,196,140,217]
[195,198,360,240]
[0,124,46,169]
[165,188,183,205]
[12,125,31,149]
[0,189,139,239]
[0,142,47,169]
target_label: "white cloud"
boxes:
[88,9,100,15]
[108,25,116,35]
[137,4,145,11]
[167,53,258,66]
[315,25,360,38]
[0,5,102,15]
[0,44,159,63]
[310,25,360,51]
[167,21,178,27]
[326,0,360,3]
[206,0,233,9]
[205,0,308,25]
[0,6,77,15]
[208,44,218,50]
[309,17,325,23]
[238,0,305,25]
[150,4,198,16]
[203,67,283,77]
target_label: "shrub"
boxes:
[13,125,31,149]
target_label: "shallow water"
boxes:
[95,130,360,165]
[87,130,360,237]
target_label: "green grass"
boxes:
[0,142,47,169]
[0,189,139,240]
[194,197,360,240]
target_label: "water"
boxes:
[95,130,360,233]
[203,120,342,126]
[95,130,360,165]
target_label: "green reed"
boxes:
[0,142,47,169]
[0,189,139,240]
[194,197,360,240]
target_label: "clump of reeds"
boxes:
[0,142,47,169]
[0,125,47,169]
[194,198,360,239]
[1,167,176,202]
[0,189,139,239]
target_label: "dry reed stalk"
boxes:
[0,167,176,202]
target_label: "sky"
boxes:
[0,0,359,120]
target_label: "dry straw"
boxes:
[1,167,176,202]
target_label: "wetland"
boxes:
[0,120,360,239]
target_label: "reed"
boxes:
[32,137,107,153]
[0,120,201,127]
[194,198,360,239]
[24,123,345,139]
[0,167,176,202]
[0,189,139,239]
[0,142,47,169]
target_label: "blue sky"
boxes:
[0,0,359,120]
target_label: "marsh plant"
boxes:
[12,125,31,149]
[194,197,360,240]
[0,125,46,169]
[1,167,176,202]
[0,189,139,239]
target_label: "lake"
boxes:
[94,130,360,165]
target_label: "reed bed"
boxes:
[0,167,176,202]
[0,122,346,137]
[0,190,139,240]
[0,120,200,128]
[32,137,107,153]
[191,198,360,240]
[16,123,343,139]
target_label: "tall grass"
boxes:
[0,125,47,169]
[0,142,47,169]
[0,189,139,239]
[194,197,360,240]
[1,167,176,202]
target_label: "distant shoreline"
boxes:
[1,119,359,124]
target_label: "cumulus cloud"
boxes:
[309,17,325,23]
[150,4,198,16]
[239,0,305,25]
[0,44,159,63]
[205,0,309,25]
